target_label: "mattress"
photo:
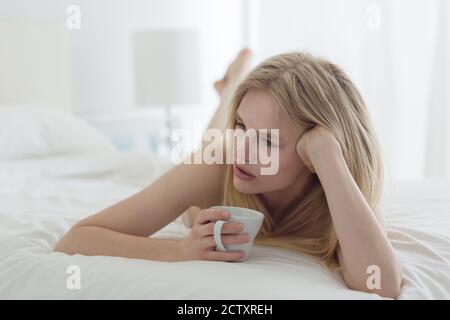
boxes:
[0,151,449,299]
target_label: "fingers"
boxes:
[200,222,244,236]
[192,208,250,262]
[203,233,251,248]
[203,250,246,262]
[196,209,229,225]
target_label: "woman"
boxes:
[55,49,403,298]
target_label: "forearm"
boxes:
[314,147,402,296]
[54,225,183,262]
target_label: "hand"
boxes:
[296,126,341,173]
[178,208,251,261]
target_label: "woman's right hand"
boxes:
[178,208,251,261]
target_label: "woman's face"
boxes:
[232,89,311,194]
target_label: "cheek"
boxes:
[294,154,309,172]
[257,149,304,186]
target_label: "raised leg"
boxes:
[206,48,253,131]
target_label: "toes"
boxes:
[239,48,252,58]
[214,48,253,98]
[226,48,253,78]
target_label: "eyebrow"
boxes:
[235,111,282,144]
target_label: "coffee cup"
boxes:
[210,205,264,261]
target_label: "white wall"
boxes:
[248,0,448,181]
[4,0,448,179]
[0,0,245,127]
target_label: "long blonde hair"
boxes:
[221,52,384,269]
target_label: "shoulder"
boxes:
[174,144,227,208]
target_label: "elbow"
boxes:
[343,263,403,299]
[373,273,402,299]
[54,224,84,255]
[381,263,403,299]
[377,258,404,299]
[54,232,73,255]
[376,276,403,299]
[54,235,70,254]
[345,276,402,299]
[381,283,402,299]
[54,239,67,254]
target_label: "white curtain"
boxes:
[426,0,450,178]
[247,0,450,181]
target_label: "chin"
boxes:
[233,176,258,194]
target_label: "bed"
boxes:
[0,107,449,300]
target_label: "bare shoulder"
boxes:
[171,148,227,208]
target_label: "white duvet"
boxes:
[0,151,449,299]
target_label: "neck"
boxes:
[258,171,316,224]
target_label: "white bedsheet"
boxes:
[0,151,449,299]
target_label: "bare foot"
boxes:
[214,48,253,97]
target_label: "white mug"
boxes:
[210,205,264,261]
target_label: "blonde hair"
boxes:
[221,52,384,270]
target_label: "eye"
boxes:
[259,137,272,147]
[259,131,274,147]
[235,121,246,130]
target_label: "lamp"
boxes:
[132,29,202,153]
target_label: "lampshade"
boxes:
[132,29,202,107]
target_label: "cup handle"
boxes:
[213,220,227,252]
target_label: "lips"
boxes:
[233,164,256,180]
[237,165,254,176]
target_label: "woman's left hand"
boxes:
[296,126,342,173]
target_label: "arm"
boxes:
[55,147,225,261]
[55,226,183,261]
[297,127,402,298]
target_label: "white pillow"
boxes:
[0,106,116,160]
